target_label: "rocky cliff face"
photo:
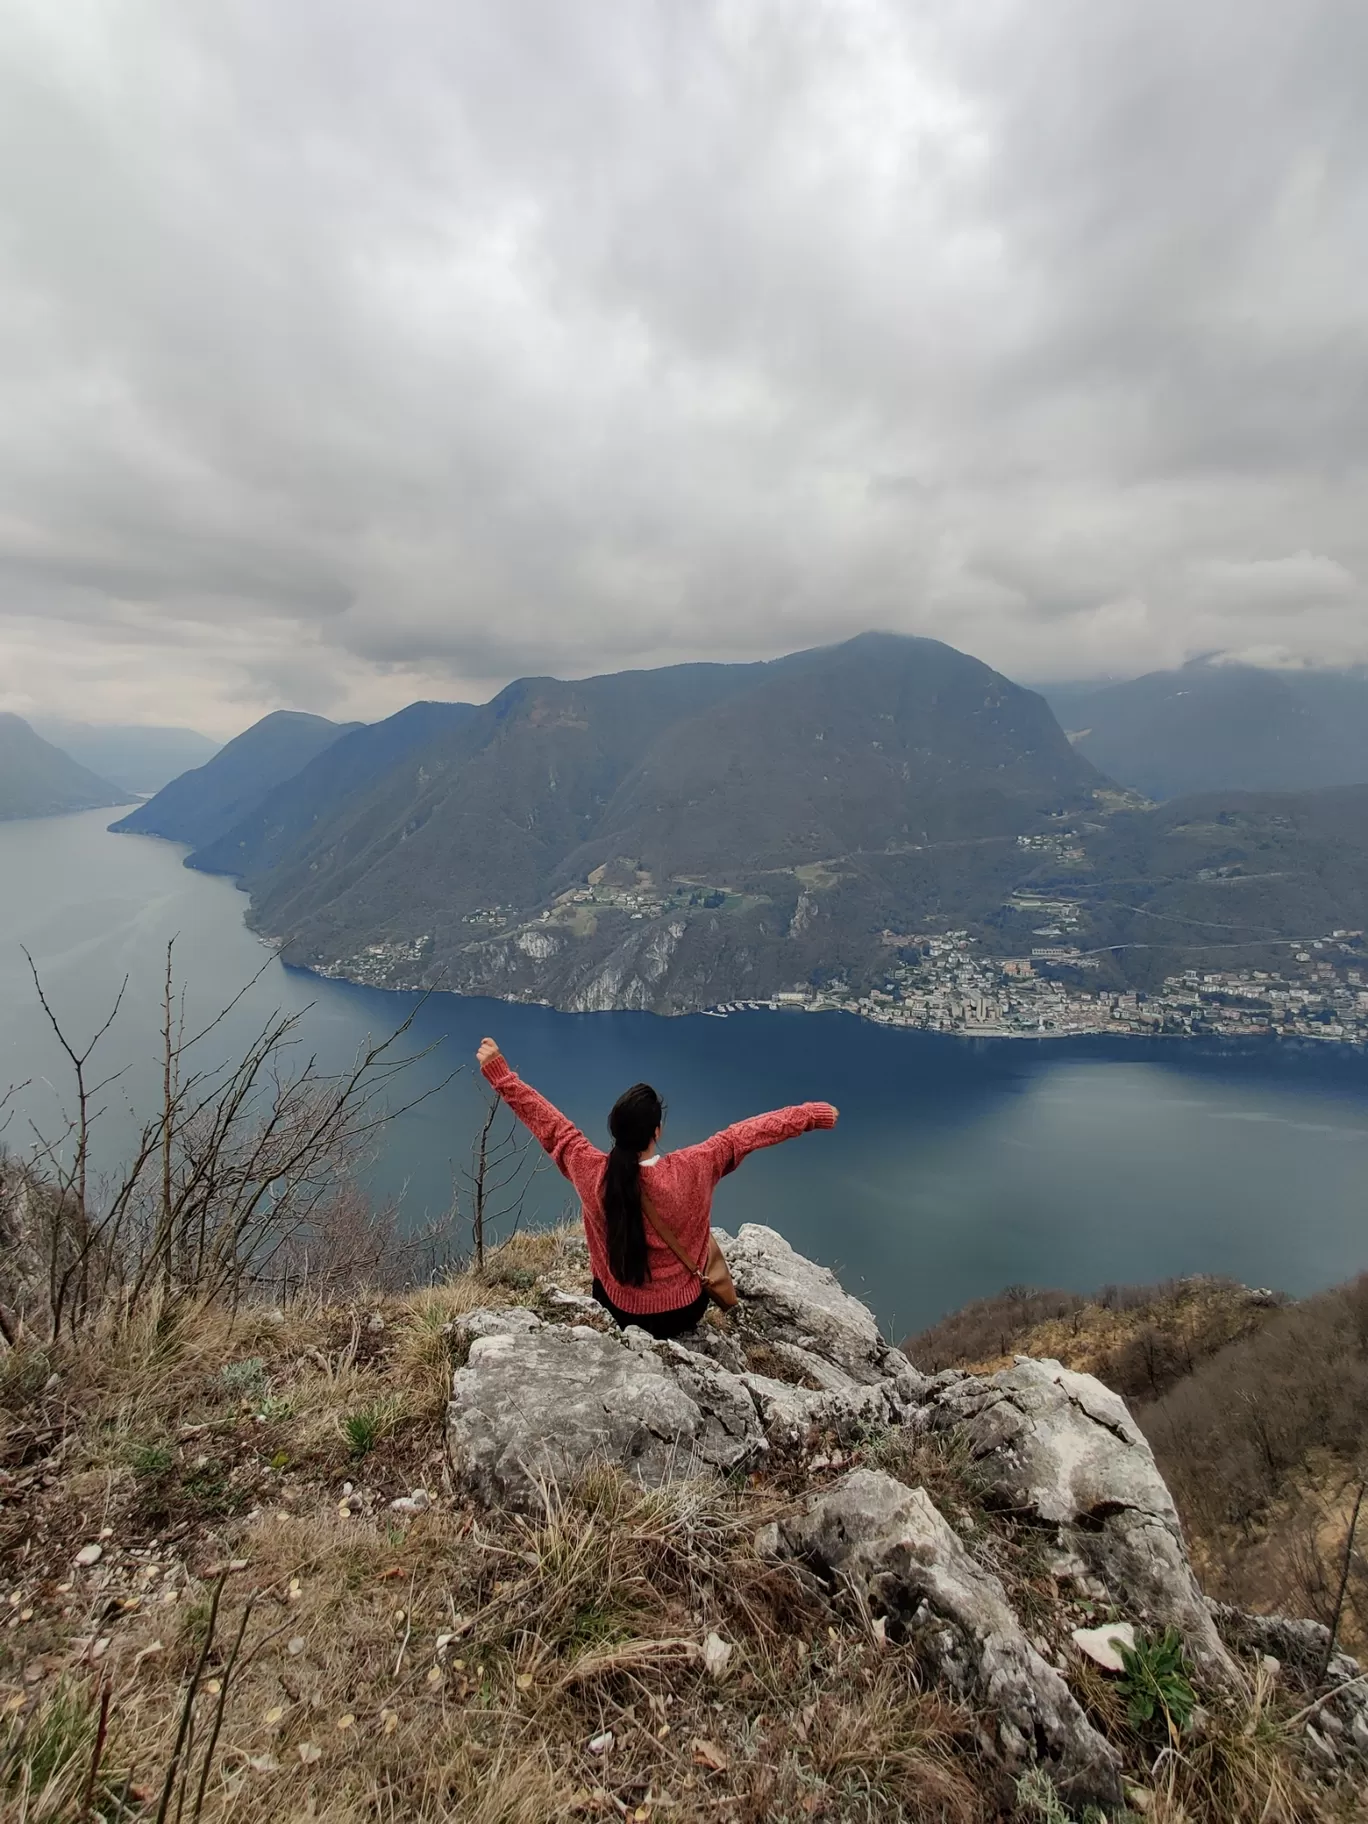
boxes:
[445,1225,1368,1808]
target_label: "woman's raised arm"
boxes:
[476,1039,601,1182]
[684,1101,838,1182]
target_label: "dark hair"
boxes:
[602,1083,665,1285]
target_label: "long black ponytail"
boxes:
[602,1082,664,1285]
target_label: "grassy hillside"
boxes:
[2,1228,1362,1823]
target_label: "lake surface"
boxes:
[2,808,1367,1339]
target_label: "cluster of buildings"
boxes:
[766,930,1368,1045]
[560,882,669,919]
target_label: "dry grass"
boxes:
[908,1277,1282,1403]
[0,1236,1363,1823]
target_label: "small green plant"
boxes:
[219,1356,268,1400]
[179,1459,243,1516]
[484,1263,537,1292]
[0,1680,93,1796]
[340,1396,403,1459]
[255,1393,294,1424]
[128,1439,175,1478]
[1014,1767,1115,1823]
[1117,1627,1197,1737]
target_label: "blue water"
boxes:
[2,808,1366,1338]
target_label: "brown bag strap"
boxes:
[639,1185,706,1284]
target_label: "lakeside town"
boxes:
[323,918,1368,1045]
[752,929,1368,1044]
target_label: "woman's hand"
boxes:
[476,1036,501,1069]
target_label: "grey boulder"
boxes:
[722,1223,901,1387]
[764,1468,1122,1809]
[445,1309,765,1509]
[918,1357,1237,1683]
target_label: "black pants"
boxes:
[592,1277,710,1339]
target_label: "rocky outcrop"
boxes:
[719,1224,908,1389]
[445,1309,764,1509]
[1212,1606,1368,1763]
[443,1225,1365,1786]
[914,1357,1238,1684]
[758,1469,1123,1808]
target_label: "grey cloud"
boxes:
[0,0,1364,736]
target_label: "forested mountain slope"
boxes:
[111,710,360,850]
[182,634,1105,1008]
[110,638,1368,1015]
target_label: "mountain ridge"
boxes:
[111,709,362,851]
[1041,660,1368,799]
[31,719,219,796]
[106,636,1368,1019]
[154,633,1109,1010]
[0,714,126,821]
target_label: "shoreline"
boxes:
[103,824,1368,1052]
[290,957,1368,1052]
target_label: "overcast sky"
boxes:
[1,1,1364,737]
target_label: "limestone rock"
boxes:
[722,1224,898,1386]
[1212,1605,1367,1756]
[740,1369,889,1445]
[918,1356,1236,1683]
[446,1310,765,1509]
[770,1468,1122,1808]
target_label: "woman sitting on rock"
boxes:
[475,1037,838,1339]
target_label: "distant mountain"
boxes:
[1041,661,1368,799]
[0,714,126,821]
[187,701,481,881]
[111,710,362,850]
[32,720,219,796]
[169,633,1106,1010]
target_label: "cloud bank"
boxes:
[1,1,1364,734]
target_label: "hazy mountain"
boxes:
[32,720,219,796]
[0,714,126,821]
[111,710,362,850]
[1041,661,1368,799]
[173,633,1104,1008]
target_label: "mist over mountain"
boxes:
[0,715,126,822]
[111,710,361,851]
[32,720,219,797]
[1042,662,1368,800]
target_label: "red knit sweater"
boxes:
[480,1053,836,1314]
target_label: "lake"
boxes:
[2,808,1366,1339]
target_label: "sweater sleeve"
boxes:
[480,1054,601,1185]
[689,1102,837,1182]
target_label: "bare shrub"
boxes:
[17,944,452,1337]
[1142,1278,1368,1538]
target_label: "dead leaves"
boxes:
[691,1737,729,1772]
